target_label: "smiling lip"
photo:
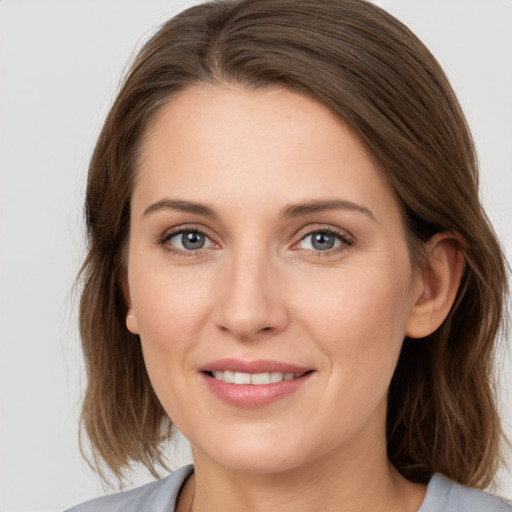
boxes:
[199,358,312,374]
[199,358,314,408]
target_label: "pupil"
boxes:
[312,233,334,250]
[182,232,204,250]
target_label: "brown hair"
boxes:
[78,0,509,487]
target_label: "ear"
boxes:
[405,233,466,339]
[121,276,140,335]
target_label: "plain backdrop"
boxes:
[0,1,511,511]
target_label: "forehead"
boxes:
[141,84,376,167]
[134,85,400,222]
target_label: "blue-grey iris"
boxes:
[312,233,335,250]
[182,232,205,250]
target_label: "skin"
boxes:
[125,85,464,512]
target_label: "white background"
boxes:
[0,1,511,511]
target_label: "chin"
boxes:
[190,426,322,475]
[215,450,304,475]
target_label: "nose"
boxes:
[213,248,289,341]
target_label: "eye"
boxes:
[163,229,215,252]
[295,229,353,252]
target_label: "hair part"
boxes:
[78,0,509,487]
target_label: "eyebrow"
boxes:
[143,199,216,218]
[143,198,375,221]
[280,199,375,221]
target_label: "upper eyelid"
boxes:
[296,232,352,247]
[161,223,217,239]
[163,228,213,241]
[293,224,354,241]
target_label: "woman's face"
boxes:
[126,85,424,474]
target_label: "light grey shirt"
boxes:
[65,465,512,512]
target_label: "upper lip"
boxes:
[198,358,313,374]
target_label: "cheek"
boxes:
[130,274,212,424]
[296,264,413,440]
[301,260,413,375]
[128,267,215,404]
[131,265,211,343]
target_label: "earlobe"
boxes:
[126,308,140,334]
[405,233,466,339]
[121,276,139,334]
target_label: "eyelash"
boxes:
[159,226,354,258]
[293,227,354,257]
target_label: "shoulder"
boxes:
[420,473,512,512]
[64,465,194,512]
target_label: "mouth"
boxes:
[199,359,315,408]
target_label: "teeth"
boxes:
[251,372,270,385]
[270,371,283,383]
[234,372,251,384]
[223,370,234,383]
[211,371,305,384]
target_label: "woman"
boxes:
[67,0,510,510]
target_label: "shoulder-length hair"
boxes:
[78,0,509,486]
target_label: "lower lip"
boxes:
[201,372,313,408]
